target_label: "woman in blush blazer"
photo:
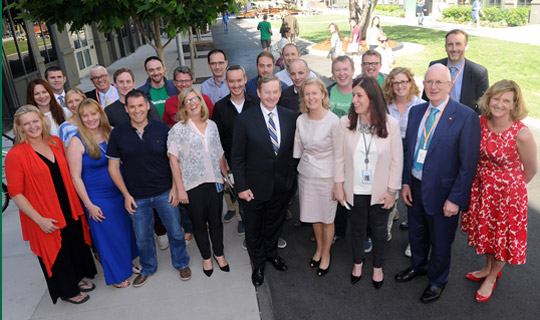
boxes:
[334,76,403,290]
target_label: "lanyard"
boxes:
[421,100,449,149]
[95,88,115,108]
[448,61,465,88]
[359,122,373,169]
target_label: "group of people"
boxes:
[5,24,537,308]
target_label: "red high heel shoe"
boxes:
[466,270,502,281]
[475,281,497,303]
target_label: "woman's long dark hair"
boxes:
[348,76,388,138]
[26,79,66,126]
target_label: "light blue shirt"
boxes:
[448,59,465,102]
[387,95,425,139]
[200,77,230,104]
[412,97,449,180]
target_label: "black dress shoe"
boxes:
[317,266,329,277]
[213,254,230,272]
[372,279,384,290]
[266,256,288,271]
[251,268,264,287]
[203,268,213,277]
[309,259,320,268]
[420,284,445,303]
[395,267,427,282]
[351,274,362,284]
[400,221,409,230]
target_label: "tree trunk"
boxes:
[189,27,196,73]
[359,0,378,39]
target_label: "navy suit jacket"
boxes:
[231,105,297,202]
[423,58,489,113]
[402,98,480,215]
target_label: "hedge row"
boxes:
[441,5,530,27]
[374,5,406,18]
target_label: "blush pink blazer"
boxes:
[334,115,403,206]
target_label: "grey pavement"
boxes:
[3,10,540,320]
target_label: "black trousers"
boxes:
[241,188,289,270]
[349,195,391,267]
[186,183,224,260]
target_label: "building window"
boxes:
[2,2,37,78]
[35,22,57,64]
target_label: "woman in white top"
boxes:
[366,16,383,49]
[168,88,230,277]
[334,76,403,289]
[26,79,71,136]
[58,88,87,147]
[328,23,343,61]
[293,78,340,277]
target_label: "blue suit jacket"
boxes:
[402,98,480,215]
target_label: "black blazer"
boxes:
[84,89,98,101]
[231,105,297,202]
[423,58,489,113]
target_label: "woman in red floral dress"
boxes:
[461,80,537,303]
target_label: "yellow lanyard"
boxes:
[448,61,465,88]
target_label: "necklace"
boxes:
[358,120,374,134]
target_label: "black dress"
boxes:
[36,152,97,304]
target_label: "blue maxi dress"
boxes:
[78,134,139,285]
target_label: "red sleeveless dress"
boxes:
[461,116,528,265]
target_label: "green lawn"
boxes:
[273,16,540,119]
[2,38,52,56]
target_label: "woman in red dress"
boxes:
[461,80,537,302]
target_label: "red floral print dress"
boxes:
[461,116,528,265]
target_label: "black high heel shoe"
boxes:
[203,267,213,277]
[310,259,321,268]
[372,279,384,290]
[213,254,230,272]
[317,266,330,277]
[351,274,362,284]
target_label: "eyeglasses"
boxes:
[183,96,201,105]
[392,80,410,87]
[424,80,450,87]
[362,62,379,67]
[91,74,108,81]
[174,79,193,84]
[209,61,226,67]
[380,39,388,43]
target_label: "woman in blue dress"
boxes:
[67,98,138,288]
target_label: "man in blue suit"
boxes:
[231,75,297,287]
[395,64,481,303]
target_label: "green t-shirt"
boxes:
[329,86,353,118]
[378,74,384,87]
[149,86,169,118]
[257,21,272,40]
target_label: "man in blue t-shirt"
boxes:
[107,90,191,288]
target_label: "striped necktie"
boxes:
[58,95,66,108]
[267,112,279,155]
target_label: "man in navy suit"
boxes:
[395,64,481,303]
[231,75,297,287]
[423,29,489,113]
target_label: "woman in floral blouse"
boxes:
[168,88,230,277]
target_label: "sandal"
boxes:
[78,280,95,293]
[61,293,90,304]
[132,265,142,274]
[113,279,131,288]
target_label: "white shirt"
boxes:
[260,103,281,146]
[231,99,244,114]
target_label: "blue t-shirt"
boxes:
[106,119,172,199]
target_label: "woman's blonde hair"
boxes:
[478,80,528,121]
[75,98,112,159]
[13,105,54,146]
[176,88,209,125]
[299,77,330,113]
[382,67,420,105]
[65,88,87,111]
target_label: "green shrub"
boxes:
[441,5,530,27]
[374,5,405,17]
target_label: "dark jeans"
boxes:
[186,183,224,260]
[349,195,391,267]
